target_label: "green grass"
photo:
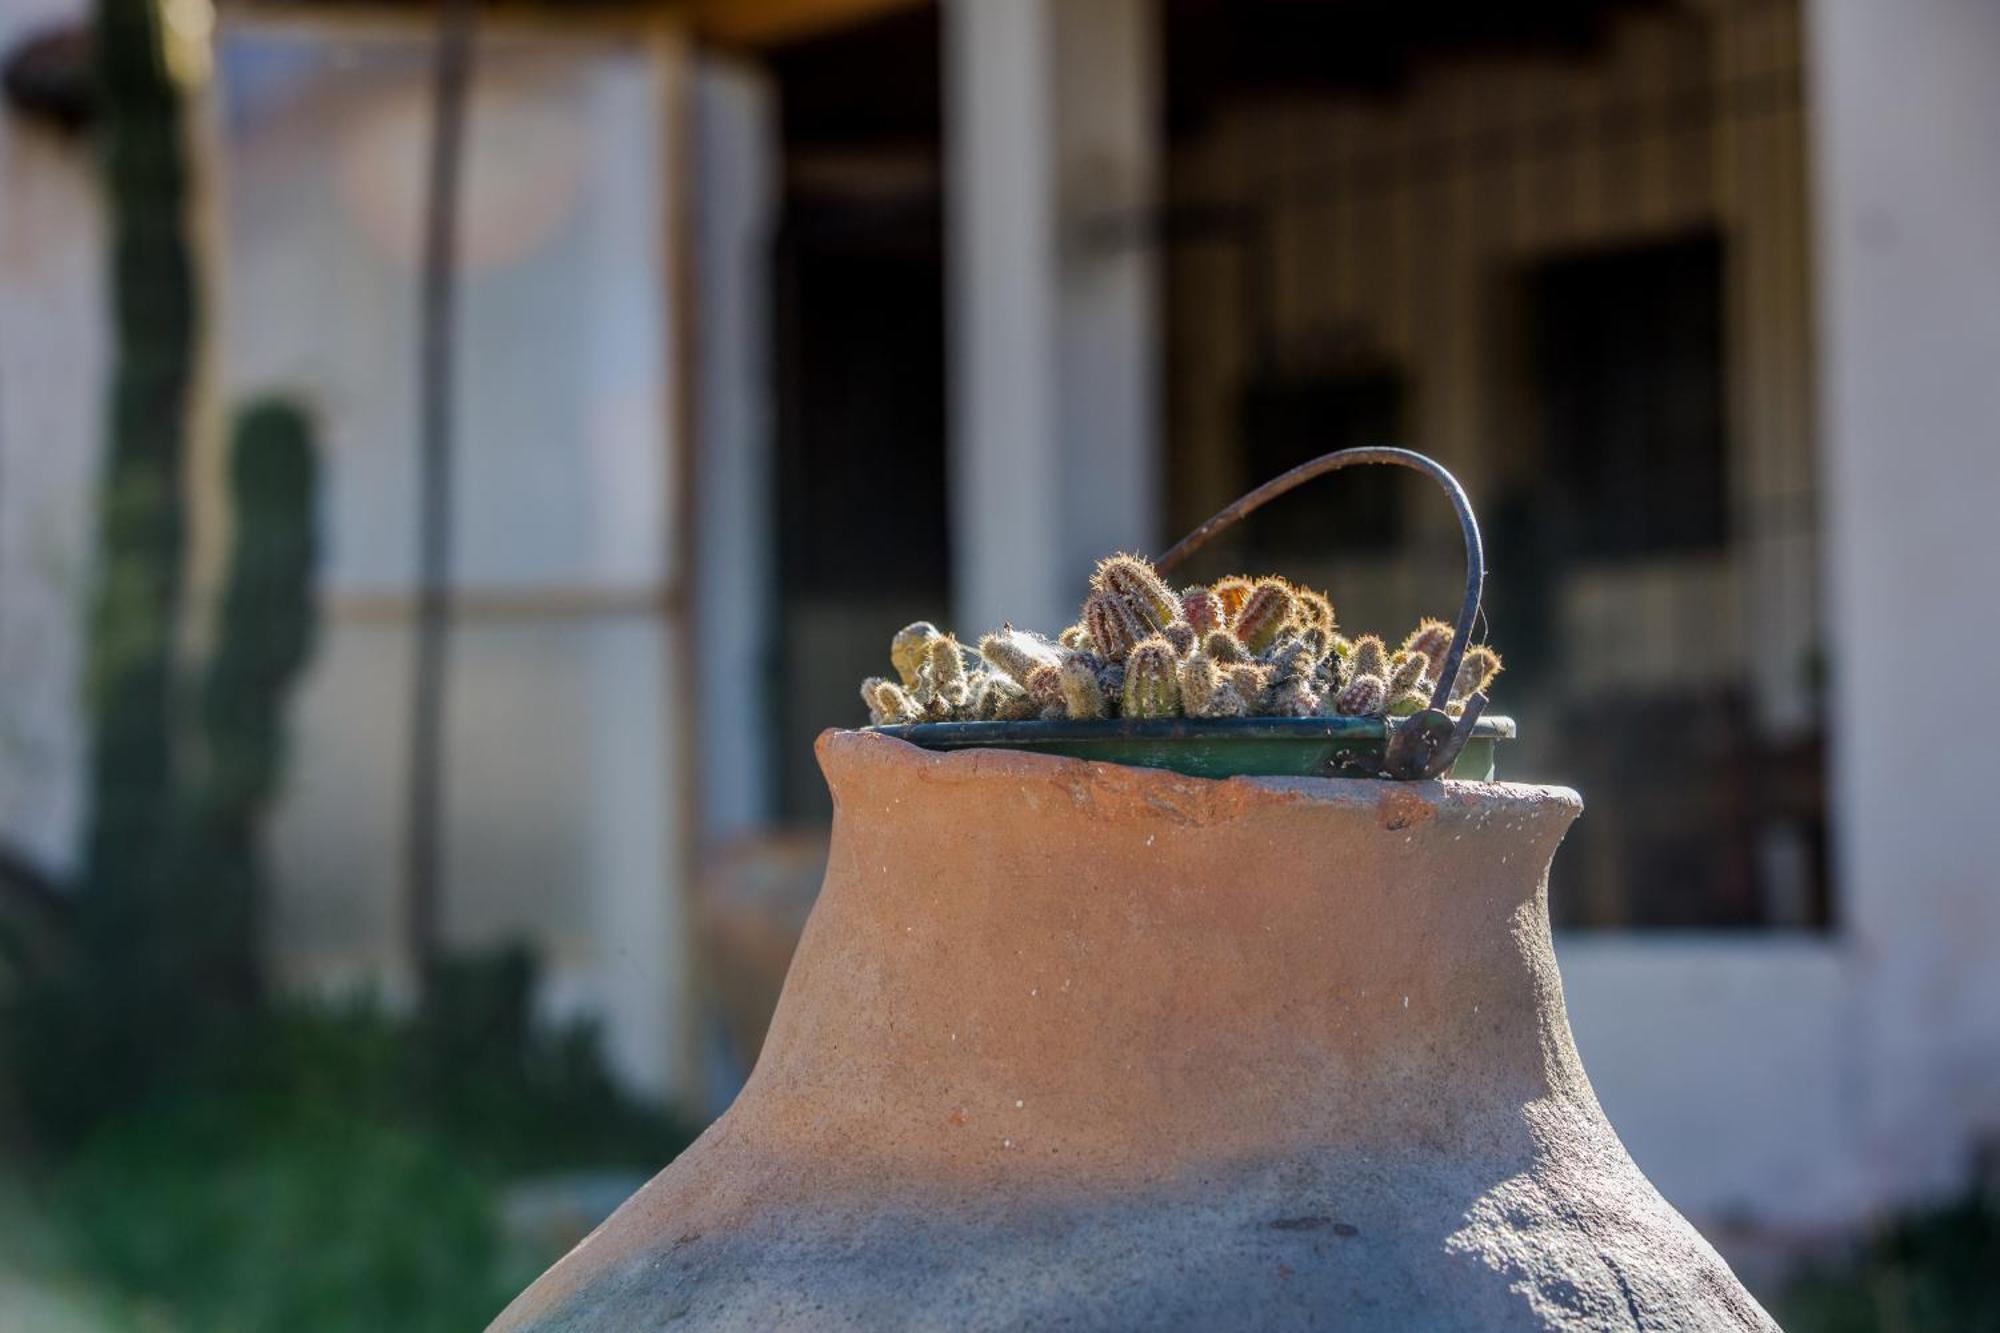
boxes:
[25,991,697,1333]
[1780,1188,2000,1333]
[54,1099,520,1333]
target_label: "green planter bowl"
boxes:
[865,715,1516,782]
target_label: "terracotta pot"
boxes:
[493,730,1776,1331]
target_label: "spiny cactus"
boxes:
[1213,576,1253,622]
[1122,637,1181,718]
[1234,579,1296,653]
[980,627,1062,685]
[1180,653,1250,719]
[1093,553,1180,632]
[1452,644,1503,700]
[856,550,1499,735]
[1386,689,1429,717]
[1293,587,1336,634]
[1387,650,1427,698]
[1266,635,1311,672]
[1024,663,1066,716]
[1402,618,1454,678]
[186,401,321,1005]
[1059,654,1108,719]
[1181,585,1223,636]
[1082,589,1146,664]
[890,621,943,688]
[1178,652,1219,714]
[862,677,915,724]
[1335,674,1387,717]
[1226,662,1274,712]
[927,636,969,706]
[1203,629,1248,664]
[1261,626,1301,660]
[1272,652,1320,704]
[1347,635,1388,683]
[1095,657,1126,702]
[976,674,1037,721]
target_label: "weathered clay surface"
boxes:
[492,731,1777,1331]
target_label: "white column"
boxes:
[944,0,1160,638]
[1808,0,2000,1206]
[692,59,778,840]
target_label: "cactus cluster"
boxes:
[860,552,1501,726]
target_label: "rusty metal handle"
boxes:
[1157,447,1488,779]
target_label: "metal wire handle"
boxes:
[1157,447,1489,779]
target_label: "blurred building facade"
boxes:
[3,0,1998,1261]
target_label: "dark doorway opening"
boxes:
[765,7,948,820]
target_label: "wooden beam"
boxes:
[693,0,924,48]
[223,0,925,47]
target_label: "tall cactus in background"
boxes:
[184,400,320,1006]
[79,0,194,946]
[26,394,323,1137]
[18,0,201,1137]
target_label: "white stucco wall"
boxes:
[1554,0,2000,1240]
[1808,0,2000,1208]
[1559,937,1864,1229]
[0,0,101,882]
[217,21,696,1103]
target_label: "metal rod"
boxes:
[1157,445,1484,716]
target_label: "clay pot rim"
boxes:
[852,715,1518,783]
[821,728,1582,816]
[862,715,1517,744]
